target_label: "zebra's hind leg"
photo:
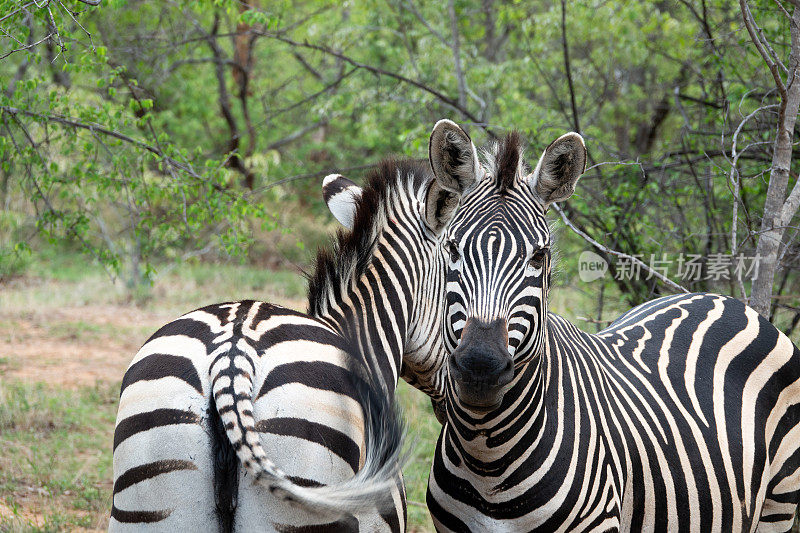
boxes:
[758,465,800,532]
[110,379,218,532]
[755,498,798,532]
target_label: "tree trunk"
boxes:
[749,7,800,318]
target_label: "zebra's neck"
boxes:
[444,353,551,468]
[311,201,448,397]
[444,312,587,478]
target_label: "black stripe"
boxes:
[255,417,360,472]
[113,409,199,451]
[275,516,359,532]
[252,323,352,354]
[286,475,323,488]
[120,354,203,396]
[426,485,471,533]
[257,361,359,402]
[322,176,351,202]
[113,459,197,495]
[110,504,171,524]
[143,317,216,347]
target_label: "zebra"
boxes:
[110,154,472,532]
[423,119,800,532]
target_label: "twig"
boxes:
[740,0,787,97]
[0,32,54,60]
[728,104,780,254]
[560,0,581,133]
[0,0,38,24]
[262,33,494,137]
[447,0,467,112]
[247,163,379,196]
[552,204,690,293]
[575,316,614,326]
[402,0,447,45]
[0,106,203,179]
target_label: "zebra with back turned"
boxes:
[110,153,472,531]
[423,120,800,532]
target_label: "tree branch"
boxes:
[552,203,690,293]
[263,33,494,136]
[740,0,787,96]
[560,0,581,133]
[447,0,467,112]
[264,119,329,152]
[0,105,203,180]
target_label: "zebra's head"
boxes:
[430,120,586,411]
[316,150,480,398]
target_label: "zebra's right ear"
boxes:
[425,120,480,233]
[323,174,362,230]
[428,119,480,193]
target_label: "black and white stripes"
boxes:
[425,122,800,532]
[110,152,473,531]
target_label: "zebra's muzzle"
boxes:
[449,317,514,411]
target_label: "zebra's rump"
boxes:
[111,300,403,532]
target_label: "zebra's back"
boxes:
[592,293,800,531]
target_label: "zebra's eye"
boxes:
[446,240,460,263]
[528,249,547,270]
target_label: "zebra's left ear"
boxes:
[323,174,362,230]
[527,132,587,210]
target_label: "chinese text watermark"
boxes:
[577,252,761,282]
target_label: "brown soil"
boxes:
[0,305,174,388]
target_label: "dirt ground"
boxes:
[0,295,179,531]
[0,305,172,388]
[0,256,450,532]
[0,270,310,531]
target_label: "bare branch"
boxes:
[773,0,795,21]
[263,33,494,136]
[560,0,581,133]
[248,163,379,195]
[0,31,54,60]
[740,0,787,96]
[0,1,38,24]
[728,104,780,253]
[402,0,447,45]
[552,204,690,294]
[0,105,203,179]
[447,0,467,112]
[264,119,329,152]
[781,173,800,226]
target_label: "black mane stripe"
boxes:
[495,131,523,192]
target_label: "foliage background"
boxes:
[0,0,799,530]
[1,0,797,329]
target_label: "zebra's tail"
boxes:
[210,338,405,517]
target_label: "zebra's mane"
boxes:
[308,158,430,317]
[481,131,529,193]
